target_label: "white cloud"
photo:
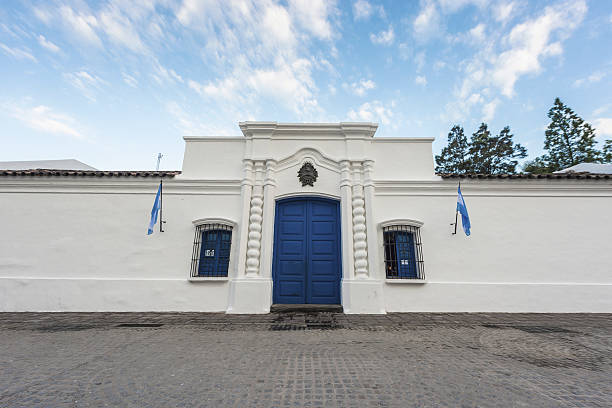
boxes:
[353,0,373,20]
[122,72,138,88]
[288,0,336,40]
[263,4,295,46]
[415,51,426,71]
[482,98,500,121]
[415,75,427,86]
[593,104,611,117]
[493,1,519,24]
[99,5,146,53]
[2,102,84,139]
[152,59,183,85]
[438,0,489,13]
[353,0,385,21]
[345,79,376,96]
[434,60,446,70]
[64,71,106,102]
[468,23,486,43]
[414,0,440,40]
[176,1,338,117]
[59,6,102,47]
[492,0,587,97]
[593,118,612,137]
[37,35,60,53]
[370,25,394,45]
[573,71,606,87]
[166,101,234,136]
[0,43,37,62]
[347,100,394,125]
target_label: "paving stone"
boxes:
[0,312,610,407]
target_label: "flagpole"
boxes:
[160,178,164,233]
[451,181,459,235]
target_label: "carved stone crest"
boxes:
[298,162,318,187]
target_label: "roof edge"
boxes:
[0,169,181,178]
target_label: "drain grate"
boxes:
[116,323,164,328]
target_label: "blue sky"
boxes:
[1,0,611,170]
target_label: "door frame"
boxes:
[271,196,342,304]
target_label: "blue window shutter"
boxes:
[197,229,232,277]
[395,231,417,278]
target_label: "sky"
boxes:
[1,0,611,171]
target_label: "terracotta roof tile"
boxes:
[437,172,612,180]
[0,169,181,178]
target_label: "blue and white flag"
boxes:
[147,183,161,235]
[456,185,471,236]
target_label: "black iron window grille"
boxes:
[383,225,425,280]
[190,223,233,277]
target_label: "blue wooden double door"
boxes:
[272,197,341,305]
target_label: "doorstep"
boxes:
[270,304,344,313]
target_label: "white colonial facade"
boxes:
[1,122,611,313]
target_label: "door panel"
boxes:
[273,198,341,305]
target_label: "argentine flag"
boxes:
[457,185,471,236]
[147,183,161,235]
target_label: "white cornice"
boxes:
[372,137,435,143]
[238,121,378,139]
[183,136,245,142]
[373,179,612,197]
[0,178,242,195]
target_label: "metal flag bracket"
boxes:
[157,153,166,233]
[450,181,459,235]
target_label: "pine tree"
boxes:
[603,140,612,163]
[523,157,553,174]
[542,98,601,170]
[467,123,527,174]
[434,125,470,173]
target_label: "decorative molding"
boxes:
[192,217,237,227]
[274,147,342,174]
[379,219,424,228]
[275,192,341,201]
[239,121,378,139]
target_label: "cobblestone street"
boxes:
[1,312,611,407]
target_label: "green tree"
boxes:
[467,123,527,174]
[541,98,600,171]
[603,140,612,163]
[435,125,470,173]
[523,157,554,174]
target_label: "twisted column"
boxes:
[259,160,277,279]
[245,161,265,277]
[351,162,368,279]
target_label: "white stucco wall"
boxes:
[0,178,242,311]
[1,122,611,312]
[373,181,612,312]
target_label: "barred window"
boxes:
[190,223,233,277]
[383,225,424,280]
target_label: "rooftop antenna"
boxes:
[156,153,163,171]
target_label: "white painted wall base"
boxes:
[0,277,229,312]
[227,278,272,314]
[384,282,612,312]
[342,280,386,314]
